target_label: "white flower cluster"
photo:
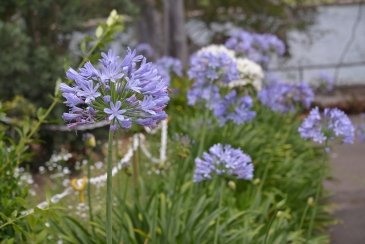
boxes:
[229,58,264,91]
[197,44,236,59]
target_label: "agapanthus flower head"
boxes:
[299,107,355,144]
[225,29,285,66]
[225,30,253,56]
[212,90,256,126]
[258,79,314,113]
[193,144,254,182]
[227,58,264,91]
[252,34,285,56]
[188,45,238,83]
[61,48,169,130]
[317,72,335,93]
[298,107,326,144]
[187,45,239,106]
[155,56,183,84]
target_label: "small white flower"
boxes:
[229,58,264,91]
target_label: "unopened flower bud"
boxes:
[228,180,236,190]
[276,211,284,218]
[84,133,96,148]
[307,197,314,206]
[158,162,165,170]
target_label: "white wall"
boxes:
[269,4,365,85]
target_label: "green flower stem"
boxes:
[197,108,210,156]
[307,143,328,239]
[106,129,114,244]
[132,136,139,187]
[15,97,59,165]
[299,202,310,230]
[254,163,270,209]
[214,181,224,244]
[87,153,96,237]
[264,210,277,244]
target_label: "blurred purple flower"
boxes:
[324,108,355,144]
[155,56,183,84]
[317,72,335,93]
[259,79,314,113]
[187,45,239,106]
[212,90,256,126]
[194,144,254,182]
[299,107,355,144]
[225,29,285,66]
[135,43,155,59]
[298,107,326,143]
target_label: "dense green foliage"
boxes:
[44,85,332,243]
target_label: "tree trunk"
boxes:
[165,0,188,64]
[135,0,163,58]
[136,0,188,63]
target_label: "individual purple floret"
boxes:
[258,79,314,113]
[299,107,355,144]
[155,56,183,84]
[193,144,254,182]
[212,91,256,126]
[61,48,169,130]
[187,45,239,106]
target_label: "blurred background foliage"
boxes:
[0,0,321,107]
[0,0,137,106]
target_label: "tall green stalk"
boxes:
[214,181,224,244]
[87,156,96,237]
[197,107,210,156]
[132,136,139,187]
[106,129,114,244]
[307,143,328,239]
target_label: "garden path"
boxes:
[326,115,365,244]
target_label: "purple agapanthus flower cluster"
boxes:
[60,49,169,130]
[187,45,257,126]
[317,72,335,93]
[193,144,254,182]
[212,91,256,126]
[187,45,256,126]
[299,107,355,144]
[155,56,183,84]
[225,29,285,66]
[258,79,314,113]
[187,45,239,107]
[188,45,238,86]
